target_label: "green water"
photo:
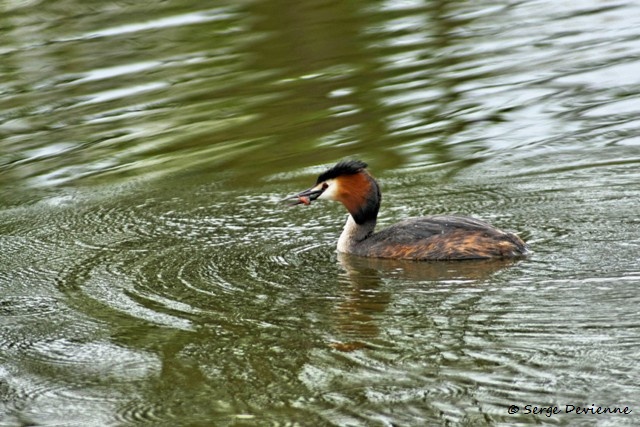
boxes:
[2,1,640,426]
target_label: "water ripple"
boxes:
[2,0,640,425]
[0,296,62,318]
[115,401,168,425]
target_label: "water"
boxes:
[1,0,640,425]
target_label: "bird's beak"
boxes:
[282,186,324,206]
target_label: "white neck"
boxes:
[336,215,376,253]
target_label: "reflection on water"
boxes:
[332,254,518,352]
[1,0,640,425]
[338,252,520,282]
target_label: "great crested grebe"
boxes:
[285,160,528,260]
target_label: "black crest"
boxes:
[316,160,368,184]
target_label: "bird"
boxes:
[285,160,528,260]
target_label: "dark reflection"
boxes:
[0,0,491,191]
[331,252,517,351]
[339,252,520,281]
[332,254,390,352]
[233,0,398,176]
[2,0,640,424]
[236,0,488,177]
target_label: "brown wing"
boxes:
[356,215,528,260]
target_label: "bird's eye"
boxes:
[322,182,329,189]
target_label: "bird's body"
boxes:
[287,160,528,261]
[337,214,526,260]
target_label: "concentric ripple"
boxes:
[2,0,640,425]
[37,189,342,338]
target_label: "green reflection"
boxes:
[2,0,640,425]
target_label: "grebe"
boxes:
[286,160,528,260]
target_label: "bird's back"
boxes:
[352,215,528,260]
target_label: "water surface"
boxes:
[1,0,640,426]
